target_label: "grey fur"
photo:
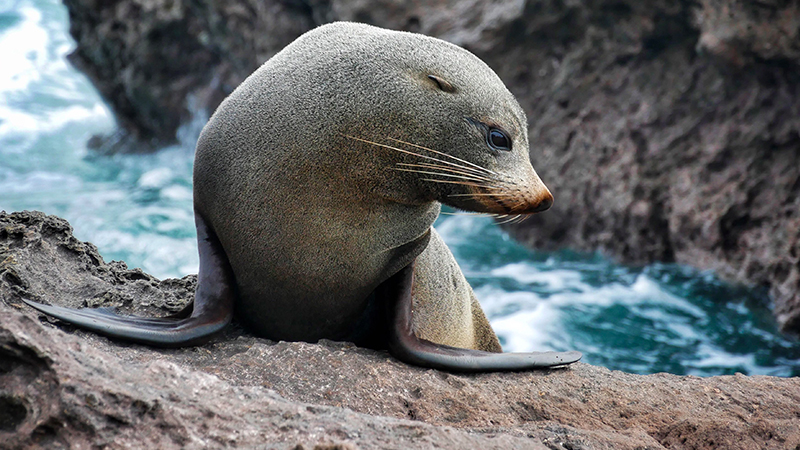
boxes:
[195,22,553,347]
[195,21,555,348]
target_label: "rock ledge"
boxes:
[2,211,799,450]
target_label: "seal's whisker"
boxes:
[496,214,524,225]
[440,211,493,216]
[397,163,493,181]
[387,137,501,177]
[390,167,486,182]
[447,193,518,197]
[508,215,527,224]
[344,135,493,179]
[421,179,505,189]
[395,153,496,180]
[396,163,492,181]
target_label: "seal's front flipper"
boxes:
[23,212,234,347]
[378,262,582,372]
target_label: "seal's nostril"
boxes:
[534,194,553,212]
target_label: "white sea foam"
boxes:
[161,185,192,201]
[491,263,586,291]
[0,103,107,137]
[491,307,559,353]
[0,6,47,92]
[138,167,175,189]
[691,343,756,372]
[0,170,80,195]
[0,0,112,142]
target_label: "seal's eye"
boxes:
[487,128,511,151]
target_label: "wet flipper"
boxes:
[378,261,582,372]
[23,212,235,347]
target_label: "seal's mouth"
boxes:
[458,185,553,216]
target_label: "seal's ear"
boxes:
[427,75,456,93]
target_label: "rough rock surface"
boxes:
[2,211,800,449]
[60,0,800,334]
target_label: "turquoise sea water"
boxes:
[1,0,798,376]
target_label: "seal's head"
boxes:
[199,22,551,220]
[317,22,554,216]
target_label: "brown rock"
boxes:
[2,211,799,449]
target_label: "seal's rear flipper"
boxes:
[23,212,234,348]
[378,261,582,372]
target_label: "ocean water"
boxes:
[1,0,798,376]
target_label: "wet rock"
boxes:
[2,211,799,449]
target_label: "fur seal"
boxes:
[24,22,581,371]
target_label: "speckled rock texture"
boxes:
[60,0,800,334]
[2,211,799,449]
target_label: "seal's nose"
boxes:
[519,164,553,214]
[532,192,553,212]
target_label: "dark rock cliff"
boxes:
[2,211,799,449]
[61,0,800,331]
